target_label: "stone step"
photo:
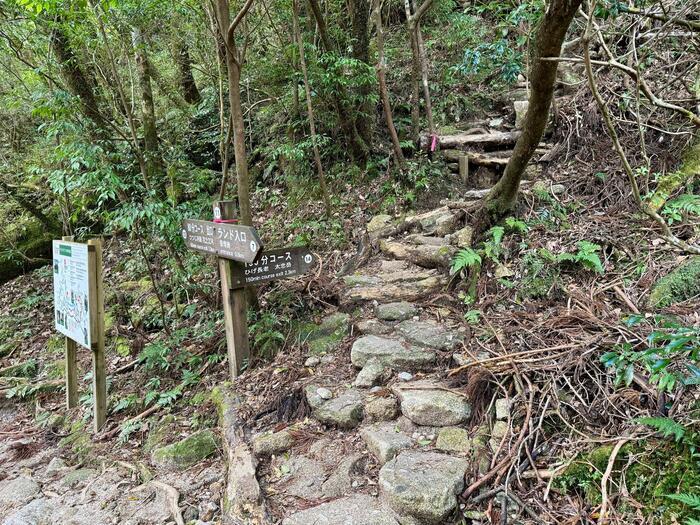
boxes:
[394,382,472,427]
[379,450,468,524]
[351,335,436,371]
[305,386,364,429]
[379,239,456,269]
[342,261,446,305]
[360,423,413,465]
[395,319,463,350]
[282,494,400,525]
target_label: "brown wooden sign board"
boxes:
[181,219,263,264]
[241,247,316,286]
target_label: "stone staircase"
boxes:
[217,199,524,524]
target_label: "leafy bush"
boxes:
[601,315,700,392]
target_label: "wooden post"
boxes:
[459,154,469,186]
[214,201,250,379]
[62,235,79,409]
[87,238,107,432]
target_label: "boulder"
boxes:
[3,498,54,525]
[435,427,473,453]
[252,429,294,457]
[396,320,462,350]
[151,430,218,470]
[367,215,400,240]
[361,423,413,465]
[282,494,399,525]
[353,358,390,388]
[364,395,400,422]
[379,451,468,523]
[313,389,364,429]
[375,302,418,322]
[514,100,528,129]
[406,207,461,236]
[351,336,435,370]
[452,226,474,249]
[395,384,471,426]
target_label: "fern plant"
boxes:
[666,493,700,525]
[451,247,482,274]
[556,241,605,274]
[662,194,700,225]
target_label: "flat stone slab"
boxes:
[395,384,471,426]
[361,423,413,465]
[0,477,40,508]
[351,336,435,371]
[396,320,462,350]
[379,450,468,524]
[313,389,364,428]
[375,302,418,322]
[356,319,393,336]
[279,456,328,500]
[282,494,399,525]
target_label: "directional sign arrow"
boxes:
[181,219,263,264]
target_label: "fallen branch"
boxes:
[597,437,630,524]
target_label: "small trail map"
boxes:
[53,241,91,349]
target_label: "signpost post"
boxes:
[181,201,317,379]
[53,237,106,432]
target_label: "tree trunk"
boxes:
[50,25,103,129]
[215,0,254,226]
[293,0,332,216]
[404,0,434,142]
[351,0,373,147]
[371,0,406,169]
[174,40,201,104]
[482,0,582,219]
[415,22,434,135]
[132,28,163,182]
[306,0,370,162]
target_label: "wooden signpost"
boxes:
[53,237,106,432]
[182,201,316,379]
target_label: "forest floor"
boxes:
[1,102,699,524]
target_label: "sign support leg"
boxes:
[62,236,78,409]
[214,201,250,379]
[88,238,107,432]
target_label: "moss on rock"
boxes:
[151,429,219,470]
[649,257,700,307]
[298,313,350,355]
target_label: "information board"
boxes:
[243,247,316,285]
[53,241,92,349]
[181,219,263,264]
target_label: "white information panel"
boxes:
[53,241,92,349]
